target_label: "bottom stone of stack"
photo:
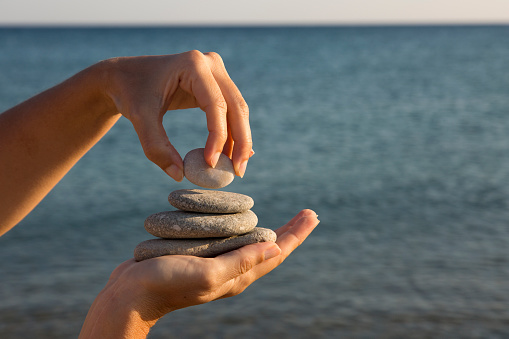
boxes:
[134,227,277,261]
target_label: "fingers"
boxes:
[216,211,319,299]
[275,213,320,259]
[203,52,253,177]
[130,114,184,181]
[124,211,317,314]
[275,209,318,237]
[216,210,318,285]
[110,51,252,181]
[176,51,227,169]
[249,210,319,275]
[165,51,252,175]
[221,122,234,158]
[214,241,281,284]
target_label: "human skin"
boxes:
[0,51,252,235]
[79,209,319,338]
[0,51,320,338]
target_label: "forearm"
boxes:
[0,61,121,235]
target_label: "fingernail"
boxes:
[264,245,281,260]
[238,160,248,178]
[249,149,255,158]
[165,164,183,182]
[210,152,221,168]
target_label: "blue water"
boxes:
[1,26,509,338]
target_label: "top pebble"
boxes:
[184,148,235,189]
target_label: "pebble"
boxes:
[144,210,258,238]
[168,189,254,214]
[134,227,277,261]
[183,148,235,189]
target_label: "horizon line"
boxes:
[1,21,509,29]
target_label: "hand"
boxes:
[103,51,252,181]
[79,209,319,338]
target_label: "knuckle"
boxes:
[182,50,205,68]
[235,136,253,150]
[238,256,254,275]
[237,98,250,119]
[232,129,252,148]
[205,96,228,116]
[216,97,228,113]
[212,126,228,144]
[186,49,204,59]
[244,137,253,149]
[205,51,224,64]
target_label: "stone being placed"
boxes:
[144,210,258,238]
[168,189,254,214]
[183,148,235,189]
[134,227,277,261]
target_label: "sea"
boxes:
[1,25,509,338]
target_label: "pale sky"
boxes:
[1,0,508,26]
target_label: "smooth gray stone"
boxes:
[134,227,277,261]
[183,148,235,189]
[168,189,254,214]
[144,210,258,238]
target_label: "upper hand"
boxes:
[102,51,252,181]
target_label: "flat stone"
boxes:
[168,189,254,214]
[144,210,258,238]
[183,148,235,189]
[134,227,277,261]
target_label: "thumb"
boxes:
[130,115,184,181]
[215,242,281,283]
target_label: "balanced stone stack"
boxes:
[134,148,276,261]
[134,189,276,261]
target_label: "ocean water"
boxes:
[1,26,509,338]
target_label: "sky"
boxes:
[1,0,508,26]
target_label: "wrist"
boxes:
[79,278,158,339]
[89,59,121,117]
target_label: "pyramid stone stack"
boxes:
[134,149,276,261]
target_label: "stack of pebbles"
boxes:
[134,148,276,261]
